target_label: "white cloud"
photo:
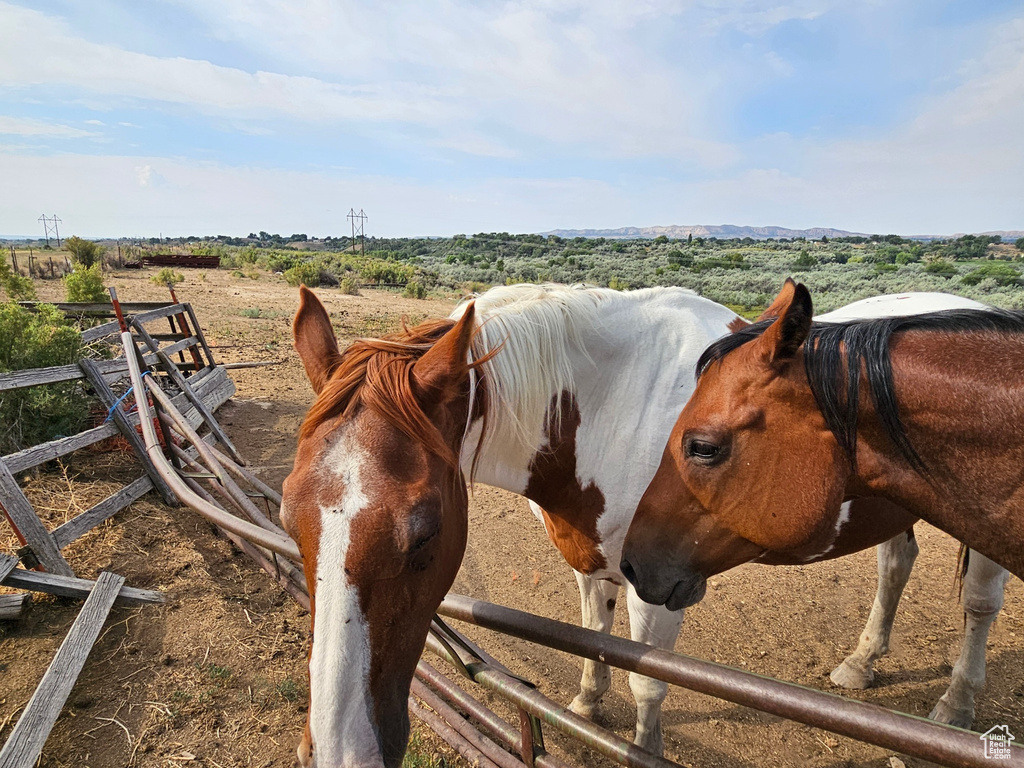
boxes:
[0,115,98,138]
[134,164,167,187]
[0,4,454,127]
[696,0,835,35]
[0,1,736,163]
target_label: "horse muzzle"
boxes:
[619,553,707,610]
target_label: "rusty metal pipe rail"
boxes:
[438,594,1023,768]
[426,631,677,768]
[409,697,502,768]
[121,331,302,562]
[415,661,573,768]
[412,677,527,768]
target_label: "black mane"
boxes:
[697,308,1024,473]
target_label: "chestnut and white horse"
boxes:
[284,283,1008,766]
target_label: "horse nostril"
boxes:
[619,558,637,586]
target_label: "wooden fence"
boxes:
[0,298,238,767]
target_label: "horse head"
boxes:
[621,280,850,609]
[283,287,475,767]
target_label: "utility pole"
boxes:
[38,214,62,247]
[347,208,367,255]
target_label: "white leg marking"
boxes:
[831,532,918,689]
[568,571,619,719]
[308,435,382,767]
[626,581,685,757]
[930,551,1010,728]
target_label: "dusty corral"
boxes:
[1,267,1021,768]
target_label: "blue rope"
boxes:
[104,370,151,422]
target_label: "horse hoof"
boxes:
[929,700,973,729]
[568,695,599,720]
[829,660,874,690]
[634,726,664,757]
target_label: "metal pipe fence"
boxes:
[437,593,1024,768]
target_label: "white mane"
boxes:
[450,283,695,469]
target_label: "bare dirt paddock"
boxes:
[1,267,1021,768]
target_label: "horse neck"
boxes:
[461,292,737,501]
[845,331,1024,578]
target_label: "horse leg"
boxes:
[929,551,1010,728]
[568,570,619,719]
[831,529,918,689]
[624,582,684,756]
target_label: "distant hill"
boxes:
[545,225,1024,241]
[544,224,867,240]
[905,230,1024,241]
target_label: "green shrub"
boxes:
[923,259,957,279]
[961,262,1021,287]
[0,302,86,454]
[608,277,629,291]
[792,250,818,269]
[666,249,692,268]
[64,236,103,268]
[0,258,36,301]
[150,268,184,289]
[65,265,108,303]
[358,259,415,285]
[403,279,427,299]
[284,262,321,287]
[339,277,360,295]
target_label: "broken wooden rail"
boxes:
[0,571,127,768]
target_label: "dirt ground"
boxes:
[1,266,1021,768]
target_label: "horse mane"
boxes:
[452,283,696,470]
[697,307,1024,473]
[302,283,703,475]
[300,318,461,466]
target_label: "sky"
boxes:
[1,0,1022,238]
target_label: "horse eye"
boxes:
[410,529,437,552]
[685,438,723,464]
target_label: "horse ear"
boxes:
[412,303,476,402]
[293,286,342,394]
[754,277,798,322]
[755,282,812,366]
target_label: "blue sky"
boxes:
[1,0,1022,237]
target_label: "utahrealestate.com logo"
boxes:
[980,725,1015,760]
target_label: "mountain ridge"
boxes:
[544,225,1024,241]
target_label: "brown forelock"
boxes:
[299,318,462,467]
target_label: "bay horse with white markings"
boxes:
[283,287,483,767]
[621,280,1023,699]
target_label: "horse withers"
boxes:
[282,286,481,768]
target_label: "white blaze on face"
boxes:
[308,427,381,766]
